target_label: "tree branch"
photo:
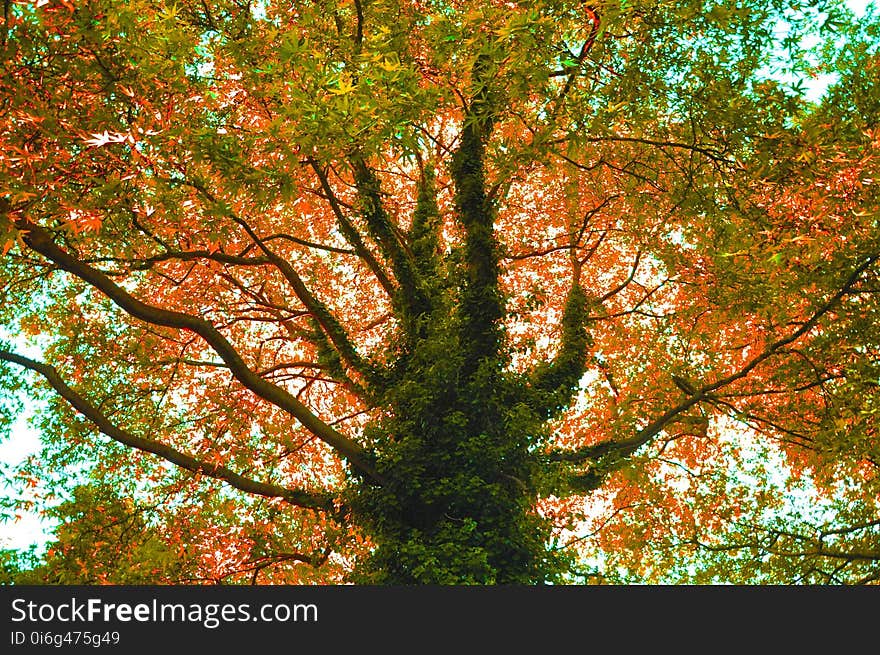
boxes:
[528,282,591,417]
[170,176,383,391]
[548,253,880,468]
[14,217,385,484]
[308,157,397,298]
[350,155,429,321]
[452,53,503,370]
[0,349,334,511]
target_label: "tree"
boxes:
[1,484,193,584]
[0,0,878,584]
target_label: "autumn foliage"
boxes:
[1,0,879,584]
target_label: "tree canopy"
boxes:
[0,0,878,584]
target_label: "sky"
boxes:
[0,333,49,550]
[0,0,876,555]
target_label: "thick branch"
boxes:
[452,54,502,368]
[263,233,355,255]
[93,249,271,271]
[15,218,384,484]
[549,253,880,468]
[351,156,428,320]
[528,282,591,416]
[308,157,397,298]
[236,217,381,388]
[409,165,442,280]
[172,177,381,389]
[0,350,334,510]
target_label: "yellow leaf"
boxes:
[329,75,356,95]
